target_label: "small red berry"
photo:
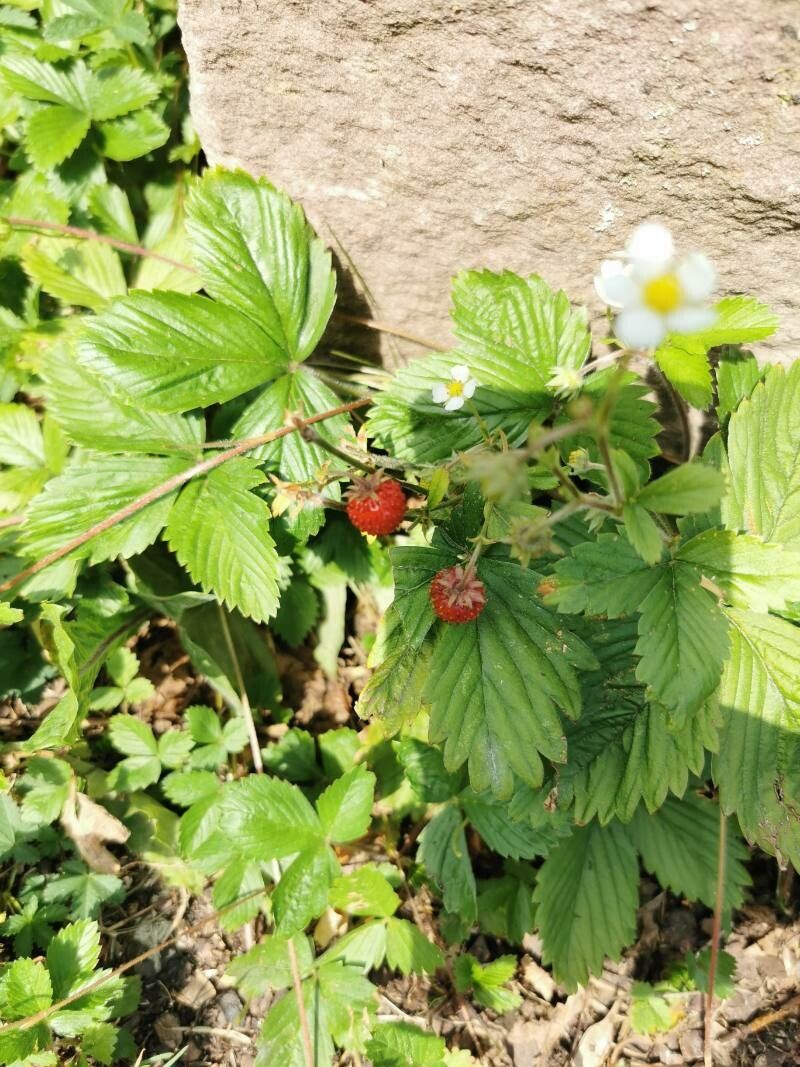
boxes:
[430,565,487,623]
[345,474,407,535]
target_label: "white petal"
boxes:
[627,222,674,271]
[596,268,640,309]
[677,252,716,302]
[445,395,465,411]
[462,379,477,399]
[615,307,667,349]
[665,306,717,335]
[451,364,471,382]
[432,384,449,404]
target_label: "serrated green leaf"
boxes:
[316,764,375,843]
[653,335,712,408]
[273,845,335,934]
[19,756,71,824]
[0,602,23,626]
[635,562,729,715]
[166,458,280,624]
[622,503,664,565]
[1,53,84,107]
[677,529,800,612]
[78,291,287,413]
[394,737,461,803]
[21,453,190,565]
[689,947,737,997]
[329,866,400,918]
[417,804,476,923]
[25,103,90,168]
[385,917,443,975]
[715,609,800,866]
[695,295,778,347]
[157,729,193,769]
[84,65,160,121]
[366,1021,446,1067]
[630,982,683,1034]
[715,347,762,422]
[22,237,126,310]
[549,534,661,617]
[462,791,553,859]
[723,363,800,548]
[160,770,219,807]
[0,402,44,467]
[629,793,750,919]
[427,557,595,798]
[99,108,170,161]
[41,862,123,920]
[46,918,100,998]
[209,774,322,861]
[88,183,138,245]
[107,710,158,754]
[1,958,52,1019]
[42,339,204,454]
[226,933,312,1000]
[534,820,638,990]
[186,168,336,362]
[636,461,724,515]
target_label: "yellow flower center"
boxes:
[447,379,464,398]
[643,273,682,314]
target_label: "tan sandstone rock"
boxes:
[179,0,800,359]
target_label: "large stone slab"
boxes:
[179,0,800,358]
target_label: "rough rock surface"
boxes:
[179,0,800,358]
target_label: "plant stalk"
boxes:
[704,804,728,1067]
[0,397,371,597]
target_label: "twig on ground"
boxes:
[704,806,728,1067]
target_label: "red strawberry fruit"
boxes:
[345,474,407,535]
[430,565,487,623]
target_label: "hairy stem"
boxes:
[288,937,316,1067]
[2,215,199,274]
[0,397,371,597]
[704,805,728,1067]
[216,601,263,774]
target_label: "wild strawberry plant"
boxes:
[0,20,798,1060]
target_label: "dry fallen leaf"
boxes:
[61,785,129,874]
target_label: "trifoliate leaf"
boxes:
[630,982,683,1034]
[209,774,323,861]
[166,458,281,624]
[316,764,375,843]
[715,609,800,867]
[417,804,476,923]
[107,715,161,790]
[629,793,750,919]
[186,168,336,361]
[534,820,639,990]
[454,953,521,1013]
[723,362,800,548]
[41,861,124,920]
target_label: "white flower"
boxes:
[432,364,477,411]
[595,222,716,350]
[547,365,583,398]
